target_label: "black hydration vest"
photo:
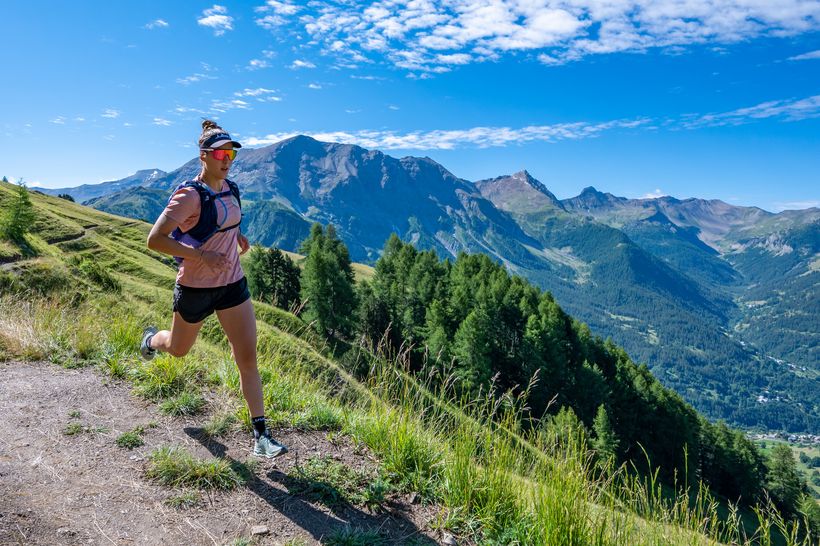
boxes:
[169,179,242,262]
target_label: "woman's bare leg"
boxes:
[215,299,264,417]
[150,313,204,358]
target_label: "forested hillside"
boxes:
[2,180,819,544]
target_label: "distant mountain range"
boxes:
[41,169,166,203]
[49,135,820,432]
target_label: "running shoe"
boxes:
[140,326,157,361]
[254,433,288,458]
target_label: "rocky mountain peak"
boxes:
[474,170,564,213]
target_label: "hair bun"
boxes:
[201,119,221,131]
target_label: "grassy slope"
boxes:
[273,249,375,283]
[0,181,814,545]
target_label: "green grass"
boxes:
[116,426,146,449]
[203,412,238,438]
[72,255,122,292]
[287,456,385,510]
[131,356,204,400]
[321,527,388,546]
[63,422,85,436]
[146,446,248,490]
[159,391,206,416]
[164,491,201,509]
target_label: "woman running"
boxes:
[140,119,286,458]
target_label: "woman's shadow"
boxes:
[184,427,437,545]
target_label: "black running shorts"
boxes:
[173,277,251,324]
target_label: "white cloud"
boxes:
[435,53,472,64]
[256,15,287,29]
[248,59,271,70]
[198,5,233,36]
[291,59,317,69]
[174,106,206,114]
[278,0,820,73]
[244,118,651,149]
[788,49,820,61]
[176,73,217,85]
[683,95,820,127]
[210,99,252,113]
[642,189,667,199]
[388,105,400,110]
[102,109,120,119]
[74,117,85,122]
[235,87,277,97]
[255,1,300,29]
[145,19,169,30]
[235,88,282,101]
[308,83,322,89]
[153,118,173,126]
[239,93,820,150]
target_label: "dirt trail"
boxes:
[0,361,438,545]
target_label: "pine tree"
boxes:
[451,307,493,394]
[543,406,587,456]
[1,181,36,242]
[246,245,272,300]
[246,245,301,311]
[798,493,820,536]
[766,443,806,516]
[300,223,357,338]
[356,281,394,350]
[592,404,619,466]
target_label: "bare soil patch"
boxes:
[0,361,440,545]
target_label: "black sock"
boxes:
[251,415,267,439]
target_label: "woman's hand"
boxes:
[238,233,250,255]
[200,249,229,269]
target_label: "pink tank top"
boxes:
[161,180,244,288]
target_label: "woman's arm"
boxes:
[147,215,228,269]
[237,232,250,255]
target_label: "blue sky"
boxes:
[2,1,819,212]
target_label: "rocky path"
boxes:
[0,361,438,545]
